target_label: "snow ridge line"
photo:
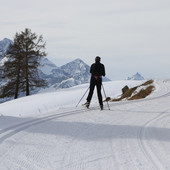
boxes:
[137,110,169,170]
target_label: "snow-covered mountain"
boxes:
[0,38,110,98]
[127,72,145,80]
[0,38,13,58]
[61,58,90,84]
[38,58,92,89]
[40,58,110,89]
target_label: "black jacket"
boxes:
[90,62,105,77]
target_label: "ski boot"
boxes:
[83,101,90,109]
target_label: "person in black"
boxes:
[84,56,105,110]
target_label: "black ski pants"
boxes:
[87,77,103,106]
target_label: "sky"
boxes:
[0,0,170,80]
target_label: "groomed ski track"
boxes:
[0,80,170,170]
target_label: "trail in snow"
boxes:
[0,80,170,170]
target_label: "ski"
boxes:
[82,104,89,109]
[82,104,104,111]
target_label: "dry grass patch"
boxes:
[111,87,137,101]
[111,80,155,102]
[129,85,155,100]
[141,79,154,86]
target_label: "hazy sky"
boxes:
[1,0,170,80]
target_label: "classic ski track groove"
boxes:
[0,108,95,163]
[137,112,165,170]
[0,108,97,144]
[138,109,170,170]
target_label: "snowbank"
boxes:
[0,80,151,117]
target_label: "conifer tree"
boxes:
[0,28,47,99]
[0,33,24,99]
[19,28,47,96]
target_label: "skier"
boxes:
[84,56,105,110]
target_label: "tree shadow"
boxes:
[0,113,170,142]
[26,120,170,142]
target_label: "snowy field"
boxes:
[0,80,170,170]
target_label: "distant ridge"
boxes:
[127,72,145,80]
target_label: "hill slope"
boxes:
[0,80,170,169]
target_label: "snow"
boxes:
[39,58,58,75]
[0,80,144,117]
[0,56,8,66]
[0,38,13,57]
[0,79,170,170]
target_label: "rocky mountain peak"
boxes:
[127,72,145,80]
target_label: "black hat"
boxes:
[95,56,101,62]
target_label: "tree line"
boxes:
[0,28,47,99]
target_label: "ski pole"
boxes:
[102,84,110,110]
[76,87,89,107]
